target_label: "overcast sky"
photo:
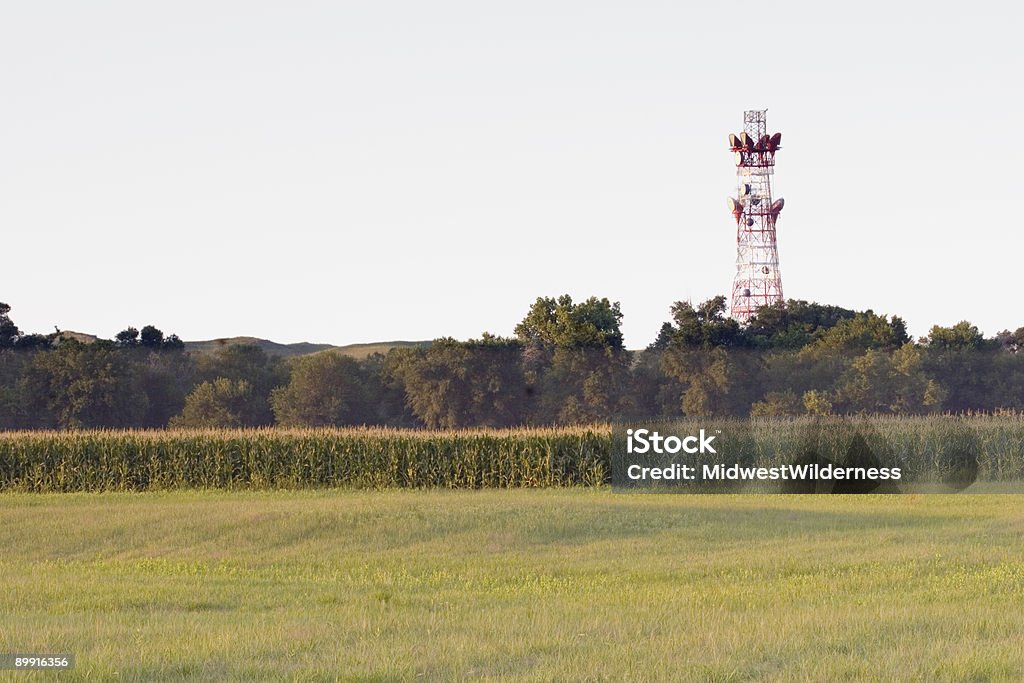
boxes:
[2,1,1021,348]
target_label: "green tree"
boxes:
[387,336,528,428]
[171,378,256,428]
[162,334,185,350]
[135,349,196,428]
[115,327,140,347]
[922,321,997,412]
[834,344,944,414]
[657,297,760,416]
[358,352,417,426]
[745,299,858,349]
[802,389,833,416]
[988,350,1024,410]
[194,345,286,426]
[0,303,20,349]
[0,351,33,428]
[515,295,624,350]
[809,312,909,352]
[925,321,988,350]
[662,296,743,350]
[762,311,910,408]
[271,352,370,427]
[662,345,763,417]
[108,326,195,427]
[630,343,685,419]
[139,325,164,349]
[750,389,802,417]
[996,327,1024,354]
[21,340,149,428]
[515,295,632,423]
[540,346,634,423]
[116,325,183,352]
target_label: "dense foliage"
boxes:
[1,296,1024,430]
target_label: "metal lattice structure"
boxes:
[727,110,784,322]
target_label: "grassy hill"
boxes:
[58,331,429,359]
[182,337,335,358]
[319,340,429,359]
[54,330,100,344]
[183,337,429,358]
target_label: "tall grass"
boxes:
[1,416,1023,492]
[0,427,608,492]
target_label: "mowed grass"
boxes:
[1,491,1023,681]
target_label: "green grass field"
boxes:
[2,490,1023,681]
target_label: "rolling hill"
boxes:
[57,332,429,359]
[182,338,429,359]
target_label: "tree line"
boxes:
[1,296,1023,430]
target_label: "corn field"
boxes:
[1,416,1023,492]
[0,427,609,492]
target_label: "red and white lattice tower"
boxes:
[727,109,784,322]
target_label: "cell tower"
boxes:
[727,110,784,322]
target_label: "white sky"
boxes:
[2,1,1021,348]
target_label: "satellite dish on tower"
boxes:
[727,197,744,223]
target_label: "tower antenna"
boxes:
[727,110,784,322]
